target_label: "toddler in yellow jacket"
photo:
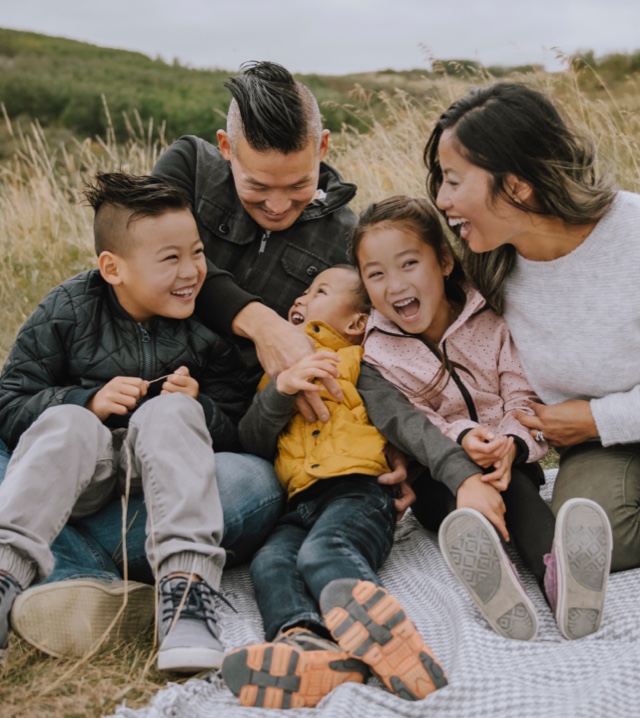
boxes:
[222,266,447,708]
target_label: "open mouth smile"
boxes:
[393,297,420,320]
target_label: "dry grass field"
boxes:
[1,67,639,717]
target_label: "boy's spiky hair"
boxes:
[82,172,191,255]
[224,61,322,154]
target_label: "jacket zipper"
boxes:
[137,323,153,379]
[442,341,478,422]
[240,230,271,286]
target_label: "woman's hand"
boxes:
[515,399,598,448]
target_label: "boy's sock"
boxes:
[438,507,539,641]
[543,497,612,640]
[11,578,154,658]
[157,575,225,673]
[222,626,369,709]
[319,578,448,701]
[0,571,23,660]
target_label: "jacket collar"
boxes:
[303,320,354,351]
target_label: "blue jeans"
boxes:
[251,475,396,641]
[0,439,285,584]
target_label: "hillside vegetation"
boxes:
[3,27,639,160]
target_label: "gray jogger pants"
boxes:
[0,393,224,588]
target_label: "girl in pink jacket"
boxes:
[351,195,612,643]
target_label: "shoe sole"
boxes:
[439,509,538,641]
[158,644,225,673]
[10,579,154,657]
[320,579,448,701]
[222,642,368,708]
[554,498,612,640]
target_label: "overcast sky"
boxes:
[1,0,638,75]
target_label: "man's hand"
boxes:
[456,473,509,542]
[461,426,514,468]
[87,376,147,421]
[514,400,598,448]
[160,366,199,399]
[232,302,343,422]
[276,352,341,396]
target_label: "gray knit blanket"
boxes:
[110,472,640,718]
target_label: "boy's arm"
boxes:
[0,287,93,449]
[357,362,481,496]
[238,379,297,460]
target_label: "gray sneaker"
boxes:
[0,572,22,660]
[10,578,154,657]
[544,498,612,640]
[439,508,538,641]
[157,576,227,673]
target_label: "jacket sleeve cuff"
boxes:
[63,387,100,407]
[508,434,530,464]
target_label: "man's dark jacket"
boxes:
[0,270,247,451]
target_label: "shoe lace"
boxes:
[160,577,236,630]
[0,572,21,598]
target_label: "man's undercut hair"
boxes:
[225,61,322,154]
[82,172,191,256]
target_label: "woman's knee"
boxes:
[553,443,640,571]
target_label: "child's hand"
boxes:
[481,443,517,492]
[377,445,413,520]
[276,352,341,396]
[87,376,148,420]
[159,366,199,399]
[461,426,514,468]
[456,473,509,542]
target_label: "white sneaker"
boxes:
[544,498,612,640]
[439,508,538,641]
[10,578,154,657]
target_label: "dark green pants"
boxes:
[552,442,640,572]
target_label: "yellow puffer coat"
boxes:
[261,321,390,499]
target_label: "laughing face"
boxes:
[357,224,453,345]
[107,209,206,323]
[435,128,526,254]
[287,266,363,338]
[218,130,329,233]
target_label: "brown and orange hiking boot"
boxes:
[320,579,448,701]
[221,627,369,709]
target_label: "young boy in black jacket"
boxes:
[0,173,246,672]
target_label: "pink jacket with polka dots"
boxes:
[363,286,547,463]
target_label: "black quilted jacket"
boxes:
[0,269,248,451]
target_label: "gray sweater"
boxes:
[504,191,640,446]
